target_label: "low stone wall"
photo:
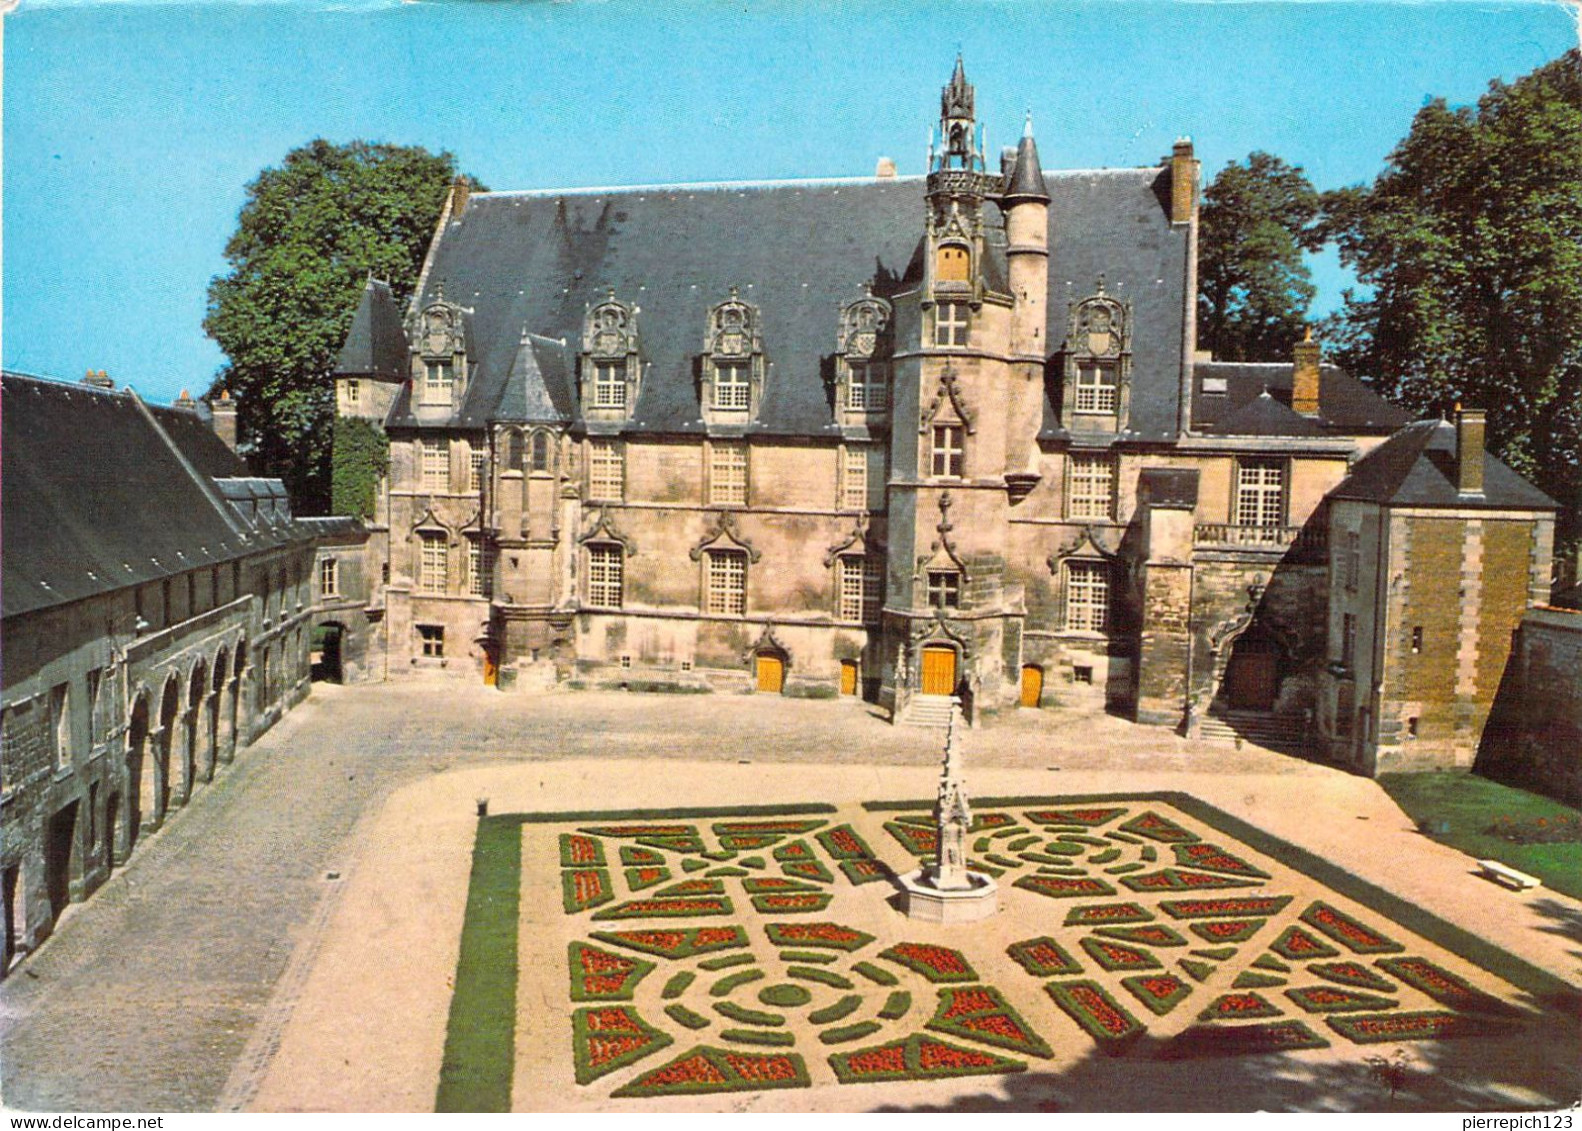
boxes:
[1476,606,1582,806]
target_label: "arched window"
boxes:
[530,431,550,473]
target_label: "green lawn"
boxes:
[1378,772,1582,901]
[435,817,522,1113]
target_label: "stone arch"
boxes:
[1202,606,1300,718]
[232,639,249,752]
[156,675,180,821]
[187,658,211,788]
[212,645,234,764]
[104,793,124,874]
[127,691,152,845]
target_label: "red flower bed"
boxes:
[725,1053,802,1082]
[765,921,873,949]
[1173,843,1269,878]
[715,820,826,834]
[1064,901,1153,926]
[1197,992,1281,1021]
[882,942,976,981]
[942,987,999,1018]
[591,925,747,960]
[1026,807,1127,827]
[1120,811,1200,844]
[637,1052,727,1088]
[1159,896,1294,919]
[1376,957,1516,1014]
[560,834,605,867]
[1188,918,1266,944]
[1299,901,1404,954]
[817,825,876,860]
[1014,875,1117,900]
[1046,979,1145,1051]
[1270,925,1341,961]
[829,1035,1027,1083]
[591,896,734,921]
[918,1040,1002,1070]
[1079,937,1162,972]
[845,1044,907,1076]
[752,891,832,913]
[583,824,694,837]
[1006,937,1083,977]
[1326,1010,1520,1045]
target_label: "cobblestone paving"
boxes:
[0,681,1316,1112]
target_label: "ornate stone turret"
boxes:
[900,703,999,922]
[931,706,975,890]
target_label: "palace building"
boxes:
[328,60,1556,774]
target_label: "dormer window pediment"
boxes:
[1060,281,1134,434]
[702,289,767,422]
[580,292,642,418]
[837,292,893,420]
[413,296,469,408]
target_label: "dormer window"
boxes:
[935,302,970,348]
[1060,283,1132,433]
[703,290,765,421]
[415,296,468,408]
[837,292,893,420]
[713,362,751,410]
[581,293,641,418]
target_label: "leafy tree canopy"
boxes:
[1319,51,1582,540]
[205,139,479,512]
[1198,151,1322,362]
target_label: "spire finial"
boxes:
[1024,110,1034,139]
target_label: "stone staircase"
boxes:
[896,694,958,729]
[1199,709,1311,751]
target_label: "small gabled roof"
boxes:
[1214,389,1325,437]
[1329,419,1555,509]
[334,278,408,382]
[1193,361,1410,436]
[494,334,575,425]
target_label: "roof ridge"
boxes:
[475,166,1163,200]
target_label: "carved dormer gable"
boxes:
[1059,278,1134,433]
[1049,525,1124,635]
[919,364,976,435]
[822,518,882,568]
[413,284,469,409]
[581,291,641,418]
[702,289,767,422]
[689,510,761,563]
[1046,525,1120,572]
[740,622,791,665]
[913,492,970,610]
[836,290,893,419]
[577,505,638,556]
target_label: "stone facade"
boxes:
[0,374,326,976]
[330,62,1555,770]
[1477,606,1582,805]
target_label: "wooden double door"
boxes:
[920,646,958,696]
[756,653,785,694]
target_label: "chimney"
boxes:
[209,388,239,453]
[174,388,197,411]
[1456,406,1486,497]
[82,369,114,389]
[450,176,471,216]
[1292,327,1321,416]
[875,156,897,180]
[999,146,1017,178]
[1170,137,1197,225]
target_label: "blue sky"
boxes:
[5,0,1577,405]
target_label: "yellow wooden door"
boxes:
[920,646,956,696]
[482,648,498,687]
[839,661,858,696]
[1020,665,1043,708]
[756,654,784,693]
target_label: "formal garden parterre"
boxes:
[439,796,1557,1110]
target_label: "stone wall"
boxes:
[1476,606,1582,805]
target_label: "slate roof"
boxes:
[1328,419,1556,509]
[2,373,318,620]
[1213,389,1325,438]
[335,278,408,381]
[1192,361,1410,436]
[362,167,1189,442]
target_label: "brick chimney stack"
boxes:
[82,369,114,389]
[450,176,471,216]
[1456,406,1486,497]
[209,388,238,453]
[1170,138,1197,226]
[1292,327,1321,416]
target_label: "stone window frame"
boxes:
[417,624,445,658]
[836,554,882,623]
[836,292,894,421]
[1340,611,1358,668]
[707,441,749,507]
[50,681,71,772]
[319,556,339,599]
[420,436,450,492]
[466,537,492,600]
[416,530,449,594]
[1063,559,1111,633]
[934,300,971,348]
[587,439,625,503]
[701,290,766,423]
[528,429,556,476]
[580,293,642,419]
[468,449,487,494]
[704,548,748,616]
[1066,453,1116,520]
[929,424,965,479]
[840,445,869,511]
[1059,286,1133,433]
[414,296,469,409]
[1343,530,1361,592]
[925,569,962,610]
[1233,456,1288,530]
[586,543,625,609]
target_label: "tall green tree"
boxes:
[205,140,477,513]
[1321,50,1582,542]
[1198,152,1322,361]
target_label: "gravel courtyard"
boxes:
[2,679,1578,1112]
